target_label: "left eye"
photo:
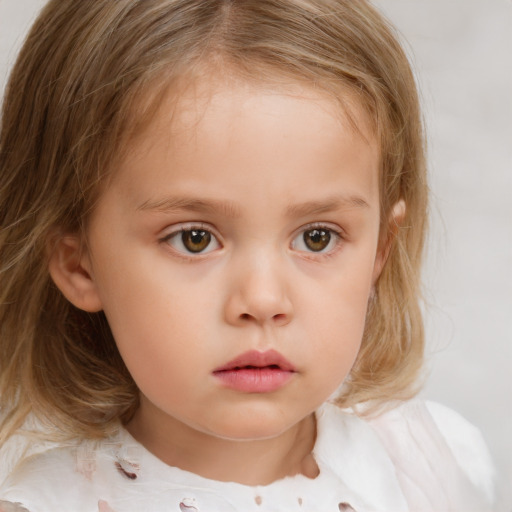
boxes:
[165,228,220,254]
[292,227,340,253]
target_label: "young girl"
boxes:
[0,0,497,510]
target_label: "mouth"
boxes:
[212,349,296,393]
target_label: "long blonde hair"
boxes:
[0,0,427,443]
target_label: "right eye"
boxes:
[164,228,221,255]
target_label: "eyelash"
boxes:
[291,223,344,258]
[160,223,222,260]
[160,223,344,259]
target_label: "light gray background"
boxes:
[1,0,511,507]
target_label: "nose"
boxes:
[224,251,293,328]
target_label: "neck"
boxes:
[126,401,319,486]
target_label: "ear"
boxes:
[372,199,406,284]
[47,234,103,312]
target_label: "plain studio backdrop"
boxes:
[0,0,511,507]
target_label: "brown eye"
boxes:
[165,226,220,256]
[303,228,331,252]
[182,230,212,253]
[291,226,340,254]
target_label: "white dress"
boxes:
[0,400,496,512]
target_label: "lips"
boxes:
[213,349,295,373]
[212,349,296,393]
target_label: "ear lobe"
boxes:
[372,199,406,283]
[47,235,103,312]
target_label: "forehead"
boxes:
[125,74,377,159]
[110,76,380,212]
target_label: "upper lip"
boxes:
[213,349,296,373]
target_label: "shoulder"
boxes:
[0,423,61,487]
[0,438,119,512]
[423,400,496,498]
[315,400,497,511]
[367,399,497,509]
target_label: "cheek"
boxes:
[101,277,208,351]
[300,255,375,329]
[102,287,211,410]
[296,255,375,373]
[96,254,223,358]
[91,235,211,322]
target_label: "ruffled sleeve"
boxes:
[368,400,497,511]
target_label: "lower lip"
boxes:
[213,368,294,393]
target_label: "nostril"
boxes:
[238,312,288,324]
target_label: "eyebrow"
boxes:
[137,196,242,218]
[137,194,370,218]
[285,195,370,217]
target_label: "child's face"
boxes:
[81,78,383,442]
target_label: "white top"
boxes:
[0,400,496,512]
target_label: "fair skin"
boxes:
[50,77,396,485]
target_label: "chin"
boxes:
[203,406,306,442]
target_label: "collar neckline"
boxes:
[114,402,407,511]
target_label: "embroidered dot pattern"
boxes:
[108,453,357,512]
[97,501,117,512]
[338,503,356,511]
[179,498,200,512]
[115,461,137,480]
